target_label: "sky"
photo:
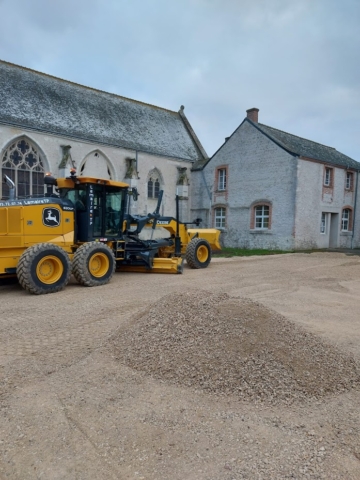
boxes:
[0,0,359,160]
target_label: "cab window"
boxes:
[105,190,123,235]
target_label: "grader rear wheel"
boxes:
[185,238,211,269]
[17,243,71,295]
[72,242,116,287]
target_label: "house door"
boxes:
[329,213,339,248]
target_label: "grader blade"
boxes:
[117,256,184,274]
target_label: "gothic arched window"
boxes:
[147,169,162,199]
[1,138,45,199]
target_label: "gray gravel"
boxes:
[111,290,360,406]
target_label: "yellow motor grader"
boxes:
[0,171,220,294]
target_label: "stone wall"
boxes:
[191,121,298,250]
[0,125,192,220]
[294,159,359,249]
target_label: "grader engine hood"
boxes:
[0,197,75,276]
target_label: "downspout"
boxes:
[351,170,359,249]
[135,150,139,215]
[201,168,212,227]
[292,156,300,251]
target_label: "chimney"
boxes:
[246,108,259,123]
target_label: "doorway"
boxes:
[329,213,339,248]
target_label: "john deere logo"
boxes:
[43,208,61,227]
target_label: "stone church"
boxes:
[0,60,207,223]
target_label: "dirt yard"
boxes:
[1,252,360,479]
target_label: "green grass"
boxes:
[213,247,294,257]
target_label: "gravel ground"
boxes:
[1,252,360,479]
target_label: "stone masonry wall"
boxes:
[0,125,192,220]
[295,159,360,249]
[191,121,298,250]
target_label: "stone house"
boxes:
[0,60,207,222]
[191,108,360,250]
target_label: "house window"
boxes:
[147,177,160,198]
[346,172,353,190]
[255,205,270,229]
[217,168,227,191]
[214,207,226,229]
[324,167,333,187]
[1,138,45,199]
[320,213,326,234]
[341,208,352,231]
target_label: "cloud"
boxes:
[0,0,359,159]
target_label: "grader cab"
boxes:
[0,171,221,294]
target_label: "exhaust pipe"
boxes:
[4,175,16,200]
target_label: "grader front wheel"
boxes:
[185,238,211,269]
[72,242,116,287]
[17,243,71,294]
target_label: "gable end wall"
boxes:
[191,121,297,250]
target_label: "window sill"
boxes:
[340,231,352,236]
[250,229,272,234]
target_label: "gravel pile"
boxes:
[111,290,360,405]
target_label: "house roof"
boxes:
[255,121,359,169]
[192,116,359,170]
[0,60,207,162]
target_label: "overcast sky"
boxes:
[0,0,359,159]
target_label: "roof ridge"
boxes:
[258,122,337,150]
[0,59,179,115]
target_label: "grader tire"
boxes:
[17,243,71,295]
[185,238,211,269]
[72,242,116,287]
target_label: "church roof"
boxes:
[0,60,207,162]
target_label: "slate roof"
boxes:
[255,121,359,169]
[192,117,359,170]
[0,60,207,162]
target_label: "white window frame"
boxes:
[217,168,227,191]
[255,205,270,229]
[341,209,351,231]
[214,207,226,229]
[324,168,332,187]
[320,213,326,234]
[346,172,353,190]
